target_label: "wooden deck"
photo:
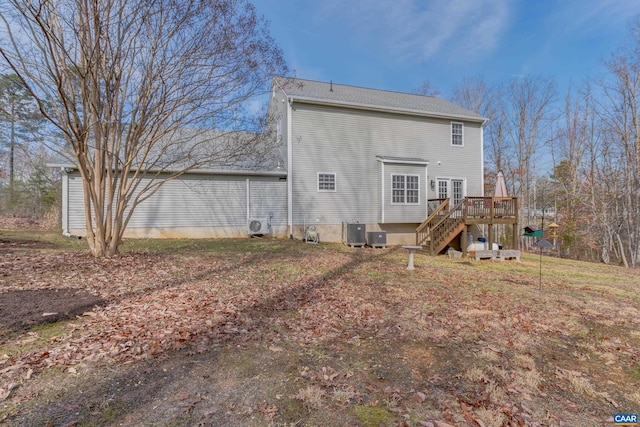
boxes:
[417,197,519,256]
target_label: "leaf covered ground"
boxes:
[1,228,640,426]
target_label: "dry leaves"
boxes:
[1,240,640,426]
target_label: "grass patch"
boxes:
[352,405,397,426]
[626,365,640,380]
[0,321,69,358]
[0,229,86,252]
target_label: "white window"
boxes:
[451,122,463,146]
[436,178,466,205]
[318,172,336,192]
[391,174,420,204]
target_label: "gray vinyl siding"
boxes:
[268,88,289,169]
[68,174,86,230]
[430,120,483,198]
[290,103,483,225]
[248,179,287,223]
[67,172,287,231]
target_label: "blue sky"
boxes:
[252,0,639,99]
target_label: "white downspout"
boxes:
[480,120,486,196]
[381,162,385,223]
[287,98,293,239]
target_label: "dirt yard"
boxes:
[1,223,640,426]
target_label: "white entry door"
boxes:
[436,178,466,205]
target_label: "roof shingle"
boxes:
[274,76,486,122]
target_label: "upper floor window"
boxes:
[318,172,336,192]
[392,174,420,204]
[451,122,463,146]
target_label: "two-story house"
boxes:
[269,77,487,245]
[55,76,497,248]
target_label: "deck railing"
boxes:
[463,197,517,222]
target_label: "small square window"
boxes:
[318,173,336,192]
[451,122,463,146]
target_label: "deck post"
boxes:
[488,224,493,250]
[462,225,467,257]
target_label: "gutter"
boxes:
[46,163,287,178]
[288,96,488,123]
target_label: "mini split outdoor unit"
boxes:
[248,218,270,235]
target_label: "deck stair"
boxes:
[416,199,465,255]
[416,197,519,256]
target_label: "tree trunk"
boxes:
[8,107,15,204]
[616,233,629,268]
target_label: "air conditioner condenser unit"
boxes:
[248,218,270,235]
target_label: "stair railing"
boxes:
[416,199,449,245]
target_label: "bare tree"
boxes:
[505,76,556,238]
[452,76,512,190]
[0,0,286,257]
[414,79,440,97]
[595,19,640,267]
[550,85,593,258]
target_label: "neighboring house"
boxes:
[269,76,487,245]
[53,76,488,246]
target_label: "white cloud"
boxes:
[315,0,511,64]
[548,0,639,36]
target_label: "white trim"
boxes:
[390,173,420,205]
[451,121,464,147]
[376,156,429,166]
[424,164,429,213]
[317,172,337,192]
